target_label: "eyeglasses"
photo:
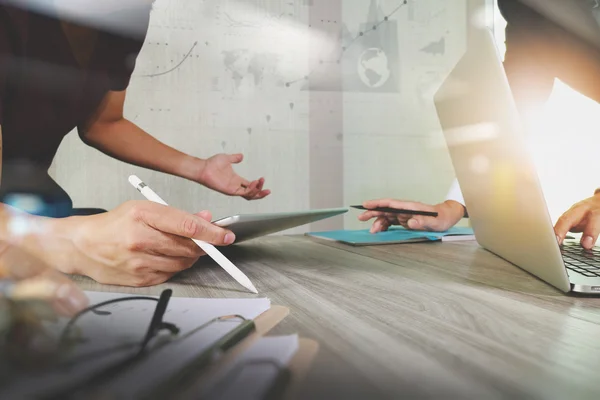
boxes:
[59,288,179,357]
[44,289,180,398]
[42,289,256,399]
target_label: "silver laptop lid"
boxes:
[433,28,571,292]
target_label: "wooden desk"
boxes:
[74,236,600,399]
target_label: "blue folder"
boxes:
[305,226,475,246]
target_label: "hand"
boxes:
[555,193,600,249]
[358,199,466,233]
[0,242,88,317]
[196,153,271,200]
[59,201,236,287]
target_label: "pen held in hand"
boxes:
[128,175,258,294]
[351,205,439,217]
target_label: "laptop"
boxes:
[212,208,348,243]
[433,27,600,294]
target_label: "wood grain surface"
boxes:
[73,236,600,400]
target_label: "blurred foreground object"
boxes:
[0,161,73,218]
[0,241,88,375]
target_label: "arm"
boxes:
[80,90,270,200]
[80,90,201,181]
[0,128,86,314]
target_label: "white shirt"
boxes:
[445,178,465,206]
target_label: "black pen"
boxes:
[351,205,439,217]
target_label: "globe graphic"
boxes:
[357,47,390,88]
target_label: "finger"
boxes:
[195,210,213,222]
[247,179,260,195]
[241,180,260,200]
[555,206,589,244]
[371,217,391,233]
[240,179,251,190]
[137,203,235,245]
[358,211,383,221]
[249,189,271,201]
[359,211,409,227]
[359,211,402,221]
[148,232,205,258]
[407,216,443,232]
[229,153,244,164]
[362,198,436,212]
[580,211,600,250]
[407,218,424,230]
[242,179,259,193]
[132,224,205,258]
[246,179,269,199]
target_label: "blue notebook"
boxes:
[305,226,475,246]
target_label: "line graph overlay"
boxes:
[285,0,407,90]
[141,41,199,78]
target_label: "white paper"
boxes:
[441,234,477,242]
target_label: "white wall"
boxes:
[341,0,469,229]
[50,0,487,232]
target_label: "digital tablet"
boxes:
[212,208,348,243]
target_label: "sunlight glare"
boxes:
[491,7,600,226]
[525,79,600,225]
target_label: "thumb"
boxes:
[229,153,244,164]
[407,216,440,231]
[407,218,424,230]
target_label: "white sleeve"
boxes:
[445,178,465,206]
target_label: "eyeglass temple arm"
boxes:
[139,289,179,351]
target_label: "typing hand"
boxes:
[0,242,88,317]
[358,199,465,233]
[196,153,271,201]
[62,201,236,287]
[555,193,600,249]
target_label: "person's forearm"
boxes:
[83,118,205,181]
[0,204,79,275]
[0,127,79,275]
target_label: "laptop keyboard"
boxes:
[561,243,600,277]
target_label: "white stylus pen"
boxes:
[128,175,258,294]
